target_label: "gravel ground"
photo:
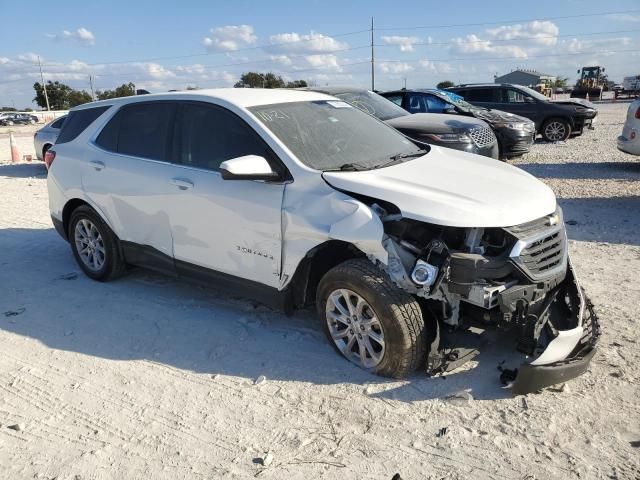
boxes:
[0,102,639,480]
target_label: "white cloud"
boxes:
[606,13,640,22]
[270,55,293,66]
[379,62,414,74]
[47,27,95,46]
[267,32,348,54]
[486,21,559,46]
[419,59,454,74]
[203,25,257,52]
[450,34,529,58]
[305,54,342,71]
[381,35,421,52]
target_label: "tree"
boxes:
[96,82,136,100]
[234,72,307,89]
[436,80,454,89]
[285,79,308,88]
[33,81,73,110]
[68,89,93,107]
[551,77,569,88]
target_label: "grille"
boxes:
[505,214,567,279]
[468,126,495,147]
[518,229,566,277]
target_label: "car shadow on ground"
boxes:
[559,196,640,246]
[1,227,525,402]
[516,161,640,180]
[0,162,47,178]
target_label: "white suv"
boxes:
[47,89,598,393]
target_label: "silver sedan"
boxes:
[34,115,66,160]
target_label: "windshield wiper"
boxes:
[388,149,428,162]
[372,149,428,170]
[323,162,368,172]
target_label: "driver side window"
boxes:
[424,94,449,113]
[178,103,272,172]
[504,89,529,103]
[407,93,427,113]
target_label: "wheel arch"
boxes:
[289,240,367,310]
[62,198,91,239]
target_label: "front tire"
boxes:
[69,205,126,281]
[541,118,571,142]
[316,259,426,378]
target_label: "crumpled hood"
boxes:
[552,98,596,109]
[322,146,556,228]
[472,108,532,125]
[386,112,488,134]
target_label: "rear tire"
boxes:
[541,118,571,142]
[42,144,51,160]
[69,205,126,282]
[316,259,426,378]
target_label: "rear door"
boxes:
[462,87,500,110]
[165,101,286,288]
[83,101,177,260]
[494,87,540,125]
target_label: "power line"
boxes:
[21,8,640,70]
[375,9,640,31]
[376,47,640,65]
[377,28,640,48]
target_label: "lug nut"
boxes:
[358,334,362,339]
[349,329,354,334]
[360,325,365,331]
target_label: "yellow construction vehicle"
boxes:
[571,66,605,100]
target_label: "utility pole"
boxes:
[88,74,95,101]
[370,17,375,91]
[37,55,50,111]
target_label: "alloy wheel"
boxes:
[325,288,385,369]
[544,121,566,141]
[74,218,106,271]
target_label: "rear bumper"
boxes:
[617,134,640,156]
[51,215,67,240]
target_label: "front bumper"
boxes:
[438,141,500,160]
[496,127,535,157]
[509,261,600,394]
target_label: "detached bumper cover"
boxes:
[511,286,600,395]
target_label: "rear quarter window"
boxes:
[56,106,111,144]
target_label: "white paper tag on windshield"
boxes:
[326,101,352,109]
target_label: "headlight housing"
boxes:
[424,133,472,143]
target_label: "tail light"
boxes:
[44,150,56,169]
[635,107,640,119]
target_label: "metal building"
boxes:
[494,69,556,87]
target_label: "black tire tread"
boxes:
[318,258,426,378]
[69,205,126,281]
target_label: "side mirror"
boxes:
[219,155,279,181]
[444,105,457,114]
[524,96,535,103]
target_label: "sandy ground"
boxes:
[0,103,639,480]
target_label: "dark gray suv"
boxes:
[448,83,598,142]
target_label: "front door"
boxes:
[166,102,285,288]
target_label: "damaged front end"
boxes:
[374,204,600,394]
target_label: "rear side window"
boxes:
[56,106,110,144]
[96,102,175,161]
[384,94,404,106]
[177,103,272,171]
[50,117,66,129]
[464,89,495,102]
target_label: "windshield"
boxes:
[249,100,424,171]
[517,85,550,102]
[431,89,480,111]
[331,90,408,121]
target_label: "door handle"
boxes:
[171,178,194,190]
[89,160,105,171]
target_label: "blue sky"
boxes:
[1,0,639,108]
